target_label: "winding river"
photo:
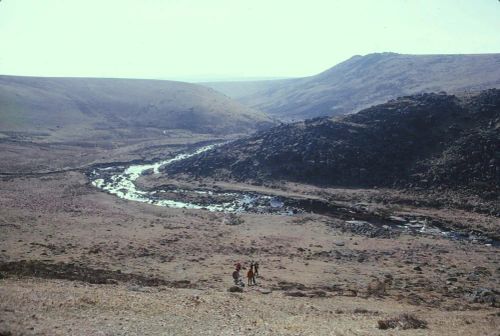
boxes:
[88,144,497,246]
[88,144,293,214]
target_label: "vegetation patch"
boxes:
[0,260,193,288]
[377,313,428,330]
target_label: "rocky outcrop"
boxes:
[163,89,499,197]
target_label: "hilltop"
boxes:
[0,75,274,142]
[204,53,500,120]
[162,89,500,203]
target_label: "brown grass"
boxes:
[377,313,428,330]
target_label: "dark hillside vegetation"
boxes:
[163,89,500,199]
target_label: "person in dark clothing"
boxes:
[253,262,259,277]
[232,269,241,286]
[233,262,246,286]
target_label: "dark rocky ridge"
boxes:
[163,89,499,198]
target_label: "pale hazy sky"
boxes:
[0,0,499,81]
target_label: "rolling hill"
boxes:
[204,53,500,121]
[0,76,275,141]
[163,89,500,197]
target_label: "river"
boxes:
[87,144,497,246]
[88,144,293,214]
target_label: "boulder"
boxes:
[228,286,243,293]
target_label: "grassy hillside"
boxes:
[0,76,274,141]
[202,79,291,100]
[203,53,500,121]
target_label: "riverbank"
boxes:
[1,144,499,335]
[88,145,499,244]
[1,169,499,325]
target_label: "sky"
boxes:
[0,0,499,81]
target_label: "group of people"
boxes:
[232,261,259,286]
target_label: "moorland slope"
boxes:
[205,53,500,120]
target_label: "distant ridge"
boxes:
[0,75,275,141]
[204,53,500,121]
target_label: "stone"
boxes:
[466,288,499,306]
[228,286,243,293]
[258,288,272,294]
[127,285,148,292]
[284,291,307,297]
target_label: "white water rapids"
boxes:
[89,144,289,213]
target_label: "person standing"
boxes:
[254,262,259,277]
[247,267,255,286]
[232,269,240,286]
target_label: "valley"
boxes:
[1,66,499,336]
[1,135,498,335]
[2,0,499,334]
[205,53,500,120]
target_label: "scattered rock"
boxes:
[471,266,491,277]
[389,216,407,223]
[284,291,307,297]
[466,288,499,306]
[228,286,243,293]
[309,290,327,298]
[466,274,480,282]
[128,285,149,292]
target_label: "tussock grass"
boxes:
[377,313,428,330]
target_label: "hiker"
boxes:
[253,262,259,277]
[247,267,255,286]
[232,269,241,286]
[235,262,242,272]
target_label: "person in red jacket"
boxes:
[247,267,255,286]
